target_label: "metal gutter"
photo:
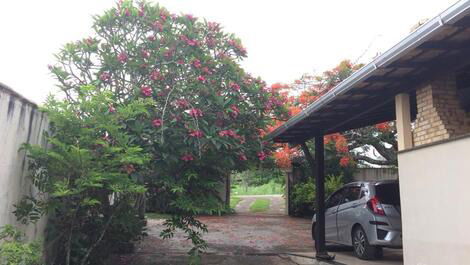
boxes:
[267,0,470,142]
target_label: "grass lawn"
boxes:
[230,196,242,209]
[145,212,171,220]
[232,181,283,196]
[249,198,270,213]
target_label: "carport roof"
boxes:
[268,0,470,143]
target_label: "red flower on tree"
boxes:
[375,122,391,132]
[339,157,350,167]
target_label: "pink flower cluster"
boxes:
[192,59,202,68]
[141,86,152,97]
[207,22,220,32]
[189,108,203,118]
[239,153,247,161]
[180,35,198,47]
[181,153,194,161]
[152,119,163,127]
[108,104,116,113]
[205,37,216,48]
[257,151,267,161]
[244,77,253,85]
[264,96,284,109]
[84,38,94,46]
[229,82,240,91]
[228,39,247,56]
[141,49,150,58]
[202,67,211,75]
[197,75,206,82]
[160,11,169,21]
[100,72,111,81]
[152,20,163,32]
[164,48,175,58]
[188,129,204,138]
[118,52,128,63]
[176,99,189,108]
[150,70,162,81]
[218,129,238,138]
[229,105,240,119]
[185,14,197,22]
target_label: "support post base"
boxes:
[315,252,335,261]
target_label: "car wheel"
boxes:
[352,226,383,260]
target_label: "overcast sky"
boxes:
[0,0,458,104]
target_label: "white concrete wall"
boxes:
[0,84,48,240]
[398,136,470,265]
[353,168,398,181]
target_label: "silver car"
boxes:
[312,180,402,260]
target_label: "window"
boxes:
[326,189,344,209]
[342,186,361,204]
[375,183,400,206]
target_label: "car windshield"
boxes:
[375,183,400,205]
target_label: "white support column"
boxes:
[395,93,413,151]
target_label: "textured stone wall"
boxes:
[413,74,470,146]
[0,83,48,240]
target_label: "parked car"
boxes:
[311,180,402,260]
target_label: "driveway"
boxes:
[112,195,403,265]
[235,195,285,215]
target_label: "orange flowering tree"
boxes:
[272,60,397,170]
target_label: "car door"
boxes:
[336,185,362,244]
[324,188,345,242]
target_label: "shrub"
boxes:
[0,225,42,265]
[290,175,344,217]
[16,92,148,265]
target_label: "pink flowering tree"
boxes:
[49,0,287,257]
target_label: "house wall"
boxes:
[0,84,48,240]
[413,73,470,146]
[397,135,470,265]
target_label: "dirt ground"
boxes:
[112,195,403,265]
